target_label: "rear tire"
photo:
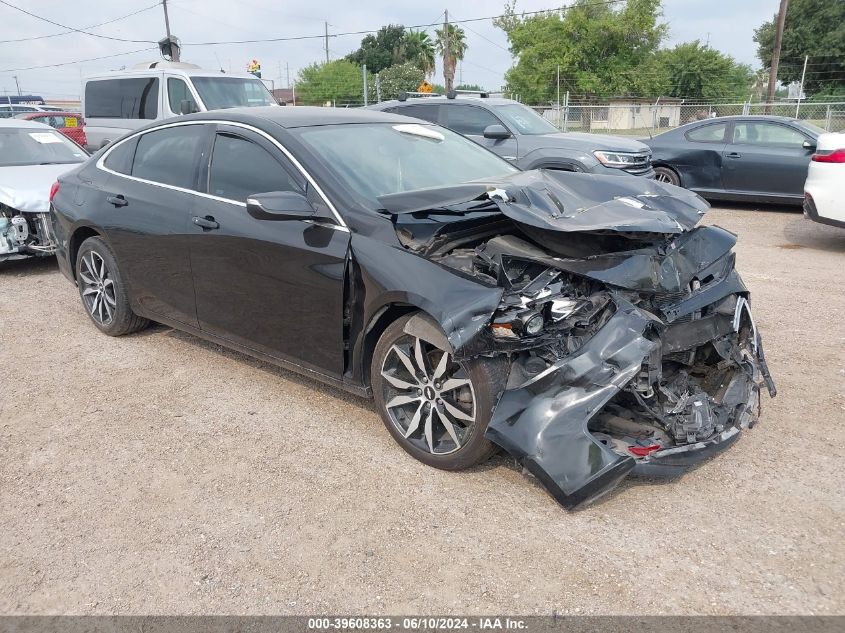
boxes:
[371,313,508,471]
[76,236,149,336]
[654,166,681,187]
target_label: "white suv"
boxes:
[82,61,277,151]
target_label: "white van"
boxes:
[82,61,278,151]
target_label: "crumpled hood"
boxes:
[0,164,78,213]
[379,169,709,234]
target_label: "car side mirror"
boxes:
[246,191,316,221]
[180,99,198,115]
[483,124,511,140]
[802,140,816,150]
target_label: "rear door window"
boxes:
[103,137,139,175]
[685,122,729,143]
[131,124,206,189]
[85,78,159,119]
[441,105,501,136]
[208,133,302,203]
[393,104,440,124]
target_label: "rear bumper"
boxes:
[804,193,845,229]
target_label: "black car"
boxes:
[368,96,655,177]
[647,115,823,204]
[50,107,775,509]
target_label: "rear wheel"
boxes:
[371,313,507,470]
[76,236,149,336]
[654,166,681,186]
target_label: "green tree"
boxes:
[455,84,486,92]
[296,60,371,106]
[494,0,667,102]
[345,25,409,74]
[754,0,845,96]
[434,24,468,92]
[405,30,436,77]
[656,41,753,100]
[372,62,426,101]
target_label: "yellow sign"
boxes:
[418,81,433,94]
[64,117,78,128]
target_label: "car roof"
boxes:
[372,96,515,108]
[683,115,805,125]
[178,105,424,128]
[0,118,54,129]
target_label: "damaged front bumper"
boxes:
[484,295,775,510]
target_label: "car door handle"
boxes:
[726,152,742,158]
[192,215,219,230]
[106,194,128,207]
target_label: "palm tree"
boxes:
[434,24,467,92]
[405,30,436,78]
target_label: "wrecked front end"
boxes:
[382,170,776,510]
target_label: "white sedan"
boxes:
[804,132,845,228]
[0,118,87,263]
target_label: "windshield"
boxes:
[494,103,559,135]
[0,127,87,167]
[191,77,275,110]
[295,123,519,208]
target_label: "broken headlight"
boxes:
[491,310,545,339]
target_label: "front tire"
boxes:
[654,166,681,186]
[76,236,149,336]
[371,313,507,471]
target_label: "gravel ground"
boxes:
[1,205,843,615]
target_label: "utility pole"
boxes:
[362,64,369,107]
[162,0,173,41]
[444,10,452,93]
[324,22,330,63]
[13,75,21,96]
[286,62,290,89]
[765,0,790,112]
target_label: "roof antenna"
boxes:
[214,52,225,73]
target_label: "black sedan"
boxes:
[647,115,823,204]
[50,107,775,509]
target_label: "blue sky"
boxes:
[0,0,779,100]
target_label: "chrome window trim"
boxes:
[95,118,348,230]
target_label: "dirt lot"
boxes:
[1,205,843,615]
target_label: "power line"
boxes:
[0,3,160,43]
[0,47,157,72]
[178,0,625,46]
[0,0,157,43]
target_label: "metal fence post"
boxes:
[375,73,381,103]
[362,64,368,107]
[563,91,569,132]
[826,105,832,131]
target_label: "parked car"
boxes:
[15,111,87,147]
[51,107,774,509]
[804,132,845,228]
[0,119,87,263]
[368,95,655,177]
[0,103,70,118]
[646,115,823,204]
[82,60,278,151]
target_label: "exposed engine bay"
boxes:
[0,206,56,262]
[381,170,776,509]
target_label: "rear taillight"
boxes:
[49,181,60,202]
[811,148,845,163]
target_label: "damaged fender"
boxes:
[485,299,660,509]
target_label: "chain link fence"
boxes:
[531,101,845,136]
